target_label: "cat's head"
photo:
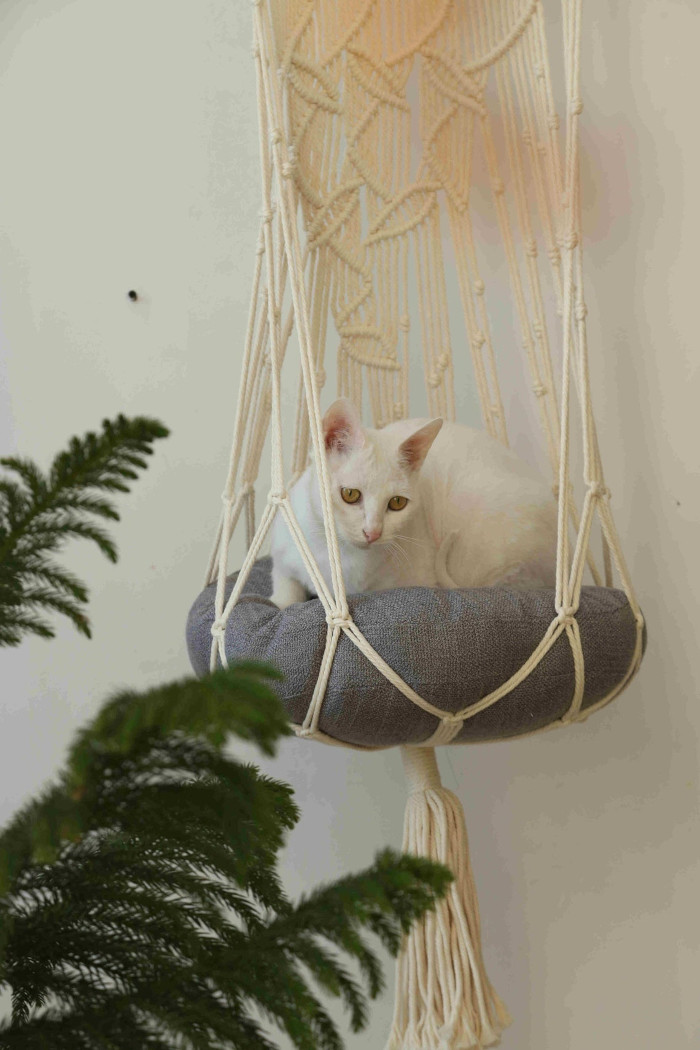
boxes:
[321,399,442,549]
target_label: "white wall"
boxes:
[1,2,698,1048]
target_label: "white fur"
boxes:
[269,400,557,608]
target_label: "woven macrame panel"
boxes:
[188,559,644,748]
[272,0,561,439]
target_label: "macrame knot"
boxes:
[269,128,283,146]
[525,239,538,258]
[437,353,449,369]
[492,179,505,196]
[563,232,579,250]
[315,368,326,388]
[548,246,561,263]
[428,372,440,389]
[588,482,610,499]
[575,301,588,321]
[281,161,296,179]
[473,278,485,295]
[259,208,274,225]
[398,314,411,332]
[269,491,287,505]
[570,97,584,115]
[548,113,560,130]
[211,620,226,638]
[533,383,547,398]
[556,605,578,626]
[474,330,485,347]
[393,402,404,419]
[442,712,463,725]
[326,612,352,629]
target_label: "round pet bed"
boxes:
[187,557,643,749]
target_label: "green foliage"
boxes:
[0,664,451,1049]
[0,414,452,1049]
[0,415,169,646]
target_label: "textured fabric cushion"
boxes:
[187,558,644,747]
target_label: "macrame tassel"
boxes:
[386,746,511,1050]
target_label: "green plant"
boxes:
[0,417,451,1049]
[0,415,169,646]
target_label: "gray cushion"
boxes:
[186,557,644,747]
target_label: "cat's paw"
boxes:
[269,576,307,610]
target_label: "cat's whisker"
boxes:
[385,540,411,569]
[391,533,431,550]
[387,547,405,573]
[386,541,402,567]
[389,536,428,566]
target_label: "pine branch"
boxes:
[0,416,168,647]
[0,664,292,894]
[0,660,452,1049]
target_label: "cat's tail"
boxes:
[435,530,459,588]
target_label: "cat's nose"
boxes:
[363,526,382,544]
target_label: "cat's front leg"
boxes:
[435,530,459,588]
[270,566,308,610]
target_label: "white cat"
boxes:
[269,399,557,609]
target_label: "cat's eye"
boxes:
[341,487,362,504]
[387,495,408,512]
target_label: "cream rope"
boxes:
[202,3,645,1046]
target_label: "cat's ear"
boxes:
[399,418,443,471]
[322,399,365,454]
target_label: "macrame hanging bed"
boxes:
[186,1,646,1045]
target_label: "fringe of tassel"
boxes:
[386,747,511,1050]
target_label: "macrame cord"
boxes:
[203,2,645,1046]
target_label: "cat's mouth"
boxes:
[354,536,385,549]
